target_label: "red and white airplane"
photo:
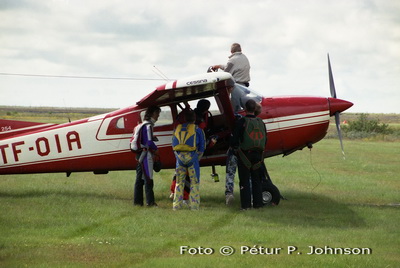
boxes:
[0,56,353,177]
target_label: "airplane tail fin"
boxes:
[0,119,57,140]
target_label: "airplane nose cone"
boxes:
[328,97,353,116]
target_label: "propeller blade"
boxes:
[328,54,347,159]
[335,111,345,159]
[328,54,337,98]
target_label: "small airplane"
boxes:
[0,56,353,183]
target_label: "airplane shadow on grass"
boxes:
[0,189,366,229]
[202,190,367,229]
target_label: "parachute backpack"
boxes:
[240,117,267,151]
[238,117,267,170]
[172,123,197,151]
[130,121,151,152]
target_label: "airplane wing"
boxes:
[137,72,234,107]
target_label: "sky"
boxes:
[1,0,399,113]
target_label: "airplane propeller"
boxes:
[328,54,345,159]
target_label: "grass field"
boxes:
[1,139,399,267]
[0,107,399,267]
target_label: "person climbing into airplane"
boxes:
[212,43,251,87]
[169,99,216,201]
[132,105,161,207]
[194,99,211,130]
[225,77,248,113]
[172,109,206,210]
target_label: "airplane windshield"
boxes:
[231,83,263,112]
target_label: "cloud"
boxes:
[0,0,399,113]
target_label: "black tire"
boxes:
[260,162,281,205]
[262,178,281,205]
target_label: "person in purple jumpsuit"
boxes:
[133,106,161,207]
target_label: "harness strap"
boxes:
[238,149,263,170]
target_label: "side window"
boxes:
[116,117,125,129]
[106,111,141,135]
[140,106,173,127]
[115,113,140,130]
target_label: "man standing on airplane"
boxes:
[212,43,251,87]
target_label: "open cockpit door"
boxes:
[136,72,236,163]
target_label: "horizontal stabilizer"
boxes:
[0,119,57,140]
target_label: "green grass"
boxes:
[0,106,114,124]
[1,139,399,267]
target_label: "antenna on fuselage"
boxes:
[63,99,71,123]
[152,65,170,81]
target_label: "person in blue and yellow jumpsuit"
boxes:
[172,110,205,210]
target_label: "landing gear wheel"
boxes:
[262,191,272,204]
[262,183,281,206]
